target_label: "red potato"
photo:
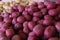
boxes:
[44,1,50,6]
[22,11,28,16]
[48,37,59,40]
[17,16,25,23]
[0,22,4,28]
[28,21,35,31]
[38,2,45,9]
[43,19,52,25]
[37,20,43,25]
[33,24,44,37]
[18,5,24,12]
[32,17,40,22]
[56,0,60,5]
[23,21,28,28]
[44,26,56,38]
[29,32,36,37]
[11,12,19,18]
[44,15,52,20]
[12,18,17,24]
[12,35,21,40]
[19,32,27,40]
[48,9,57,16]
[6,29,15,38]
[47,2,56,9]
[0,36,9,40]
[28,36,38,40]
[55,22,60,32]
[33,12,42,17]
[14,23,22,30]
[41,8,48,15]
[23,27,30,34]
[24,15,31,21]
[4,17,12,23]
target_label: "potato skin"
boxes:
[44,26,57,38]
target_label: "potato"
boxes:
[6,29,15,38]
[33,24,44,37]
[12,35,21,40]
[12,18,17,24]
[48,37,59,40]
[17,16,25,23]
[28,21,35,31]
[44,26,56,38]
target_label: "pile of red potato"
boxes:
[0,1,60,40]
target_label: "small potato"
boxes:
[12,18,17,24]
[24,15,31,21]
[44,15,52,20]
[11,12,19,18]
[55,22,60,32]
[37,20,43,25]
[18,5,24,12]
[6,29,15,38]
[23,27,30,34]
[33,12,42,17]
[12,35,21,40]
[17,16,25,23]
[28,21,35,31]
[56,0,60,5]
[48,37,59,40]
[44,26,56,38]
[33,24,44,37]
[22,11,28,16]
[14,23,22,30]
[48,9,57,16]
[43,19,52,25]
[4,17,12,23]
[28,36,38,40]
[38,2,45,9]
[32,17,40,22]
[0,36,9,40]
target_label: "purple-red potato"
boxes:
[58,14,60,18]
[38,2,45,9]
[12,18,17,24]
[33,24,44,37]
[0,16,3,22]
[28,36,38,40]
[29,32,36,37]
[44,15,52,20]
[24,15,31,21]
[19,32,27,40]
[44,1,50,6]
[33,12,42,17]
[32,17,40,22]
[48,9,57,16]
[6,29,15,38]
[4,17,12,23]
[11,12,19,18]
[12,5,18,11]
[23,21,28,28]
[14,23,22,29]
[0,36,9,40]
[22,11,28,16]
[43,19,52,25]
[41,8,48,15]
[0,30,6,37]
[28,21,35,31]
[56,6,60,14]
[37,20,43,25]
[56,0,60,5]
[17,16,25,23]
[55,22,60,32]
[47,2,56,9]
[18,5,24,12]
[44,26,56,38]
[48,37,59,40]
[12,35,21,40]
[23,27,30,34]
[0,22,4,28]
[0,23,10,32]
